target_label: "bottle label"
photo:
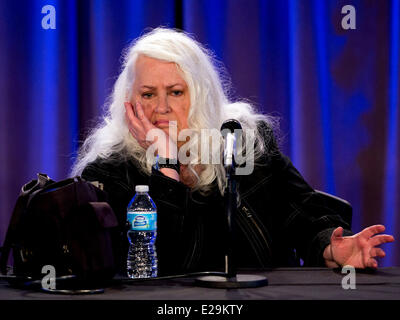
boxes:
[127,211,157,231]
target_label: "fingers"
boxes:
[124,101,150,134]
[370,247,386,258]
[135,101,153,130]
[366,248,386,269]
[360,224,386,239]
[124,101,148,145]
[331,227,344,240]
[369,234,395,247]
[366,257,378,269]
[124,103,136,134]
[132,101,138,117]
[124,102,141,128]
[124,101,133,117]
[135,100,145,120]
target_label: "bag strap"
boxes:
[0,173,54,274]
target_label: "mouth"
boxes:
[153,120,170,127]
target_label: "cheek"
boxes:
[144,109,153,120]
[141,101,154,119]
[133,93,153,118]
[181,101,190,126]
[180,109,189,125]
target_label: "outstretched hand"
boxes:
[324,225,395,269]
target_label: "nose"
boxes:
[155,94,171,114]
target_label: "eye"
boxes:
[142,92,154,99]
[171,90,183,97]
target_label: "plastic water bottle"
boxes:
[126,185,158,278]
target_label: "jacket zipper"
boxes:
[236,210,263,265]
[239,205,272,267]
[184,218,203,271]
[183,190,202,271]
[242,206,272,254]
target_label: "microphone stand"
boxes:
[195,155,268,288]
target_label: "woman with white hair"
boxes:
[72,28,394,276]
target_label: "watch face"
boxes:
[158,157,178,165]
[153,156,180,173]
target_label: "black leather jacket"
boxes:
[81,125,353,275]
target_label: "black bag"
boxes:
[0,173,118,291]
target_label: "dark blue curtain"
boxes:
[1,0,399,266]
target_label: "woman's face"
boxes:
[131,55,191,138]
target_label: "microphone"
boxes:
[220,119,242,169]
[195,118,268,288]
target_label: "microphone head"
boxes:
[220,119,242,133]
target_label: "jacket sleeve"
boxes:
[276,154,353,266]
[258,121,353,267]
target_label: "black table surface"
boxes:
[0,267,399,300]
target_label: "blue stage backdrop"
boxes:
[0,0,399,266]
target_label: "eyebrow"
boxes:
[140,83,184,90]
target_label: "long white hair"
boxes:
[71,27,279,195]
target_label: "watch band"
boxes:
[155,157,180,174]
